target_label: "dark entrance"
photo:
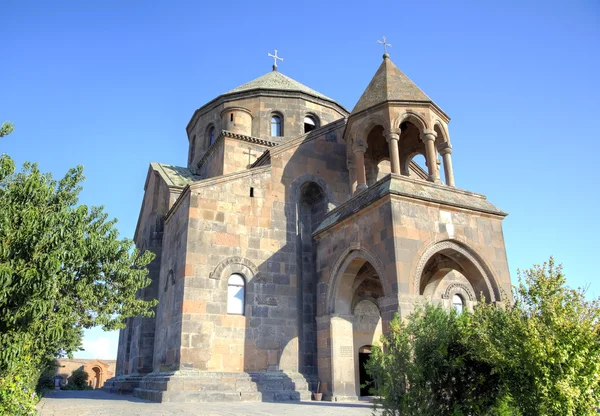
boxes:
[359,346,374,396]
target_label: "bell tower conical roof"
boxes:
[352,54,432,114]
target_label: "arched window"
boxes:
[208,126,215,146]
[303,115,318,133]
[227,274,245,315]
[452,294,464,314]
[271,114,282,137]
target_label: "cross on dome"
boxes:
[268,49,284,71]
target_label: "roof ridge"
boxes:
[352,56,432,114]
[226,70,334,101]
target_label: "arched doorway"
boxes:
[326,251,384,399]
[91,366,102,389]
[358,345,374,397]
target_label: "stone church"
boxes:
[106,48,511,402]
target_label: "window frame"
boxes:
[270,113,283,137]
[452,294,464,314]
[227,273,246,315]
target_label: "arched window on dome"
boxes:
[452,294,464,314]
[271,114,282,137]
[207,125,216,146]
[303,115,319,133]
[227,274,245,315]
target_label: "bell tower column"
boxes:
[353,139,368,193]
[384,129,401,174]
[421,130,441,183]
[439,144,455,186]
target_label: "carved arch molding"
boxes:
[414,240,498,302]
[209,256,259,281]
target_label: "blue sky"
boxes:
[1,0,598,360]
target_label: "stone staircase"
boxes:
[128,370,317,403]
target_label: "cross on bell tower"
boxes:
[377,36,392,58]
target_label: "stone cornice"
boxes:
[348,100,450,124]
[196,130,279,171]
[313,173,507,237]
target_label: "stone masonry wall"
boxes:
[152,194,190,371]
[188,94,347,169]
[171,122,351,375]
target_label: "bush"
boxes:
[368,304,507,416]
[368,258,600,416]
[67,368,88,390]
[0,371,38,416]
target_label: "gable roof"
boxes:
[352,55,432,114]
[226,70,334,101]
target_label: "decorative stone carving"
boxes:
[209,256,259,280]
[441,283,476,301]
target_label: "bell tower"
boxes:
[345,49,455,193]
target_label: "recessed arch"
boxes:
[206,124,216,146]
[393,110,428,133]
[304,113,320,133]
[413,240,500,302]
[327,245,388,315]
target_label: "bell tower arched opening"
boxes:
[364,125,389,186]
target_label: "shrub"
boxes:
[368,304,507,416]
[0,371,38,416]
[67,368,89,390]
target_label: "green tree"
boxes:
[0,122,14,138]
[0,153,156,413]
[469,258,600,416]
[67,368,89,390]
[368,304,506,416]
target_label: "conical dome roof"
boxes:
[352,55,432,114]
[226,70,334,101]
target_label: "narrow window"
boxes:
[227,274,245,315]
[304,115,317,133]
[208,126,215,146]
[271,115,282,137]
[452,294,464,314]
[250,187,254,197]
[230,113,234,122]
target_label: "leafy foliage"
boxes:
[368,258,600,415]
[0,152,157,410]
[0,121,14,138]
[468,258,600,416]
[0,370,37,416]
[368,304,505,416]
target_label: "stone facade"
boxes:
[54,359,115,389]
[106,55,511,402]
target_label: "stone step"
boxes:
[130,371,315,403]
